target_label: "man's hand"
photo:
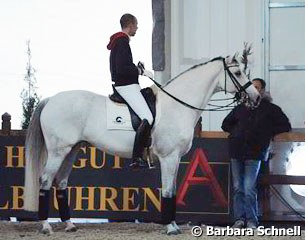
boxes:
[137,61,153,79]
[137,61,145,75]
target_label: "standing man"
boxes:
[221,78,291,228]
[107,13,154,168]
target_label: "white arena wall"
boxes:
[154,0,305,130]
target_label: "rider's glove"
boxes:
[137,61,145,75]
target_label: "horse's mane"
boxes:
[163,56,223,87]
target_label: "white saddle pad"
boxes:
[106,98,134,131]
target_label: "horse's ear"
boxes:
[225,53,239,64]
[233,52,239,62]
[225,55,232,64]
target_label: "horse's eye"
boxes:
[235,71,241,77]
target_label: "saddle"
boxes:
[109,85,156,131]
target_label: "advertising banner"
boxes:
[0,136,231,224]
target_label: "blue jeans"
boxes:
[231,159,261,224]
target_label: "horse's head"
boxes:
[218,54,261,107]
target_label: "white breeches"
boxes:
[115,84,153,125]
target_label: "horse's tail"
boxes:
[24,98,49,212]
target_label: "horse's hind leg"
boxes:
[54,182,77,232]
[53,145,82,232]
[39,149,70,235]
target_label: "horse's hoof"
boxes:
[40,228,53,235]
[166,223,182,235]
[65,226,77,232]
[167,229,180,235]
[171,222,182,234]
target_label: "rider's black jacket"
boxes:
[107,32,139,86]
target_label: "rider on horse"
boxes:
[107,13,154,169]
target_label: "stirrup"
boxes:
[145,147,155,169]
[147,160,155,169]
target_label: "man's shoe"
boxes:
[231,220,245,228]
[129,157,150,169]
[246,221,257,229]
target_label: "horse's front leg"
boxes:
[159,154,182,235]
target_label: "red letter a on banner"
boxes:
[176,148,228,207]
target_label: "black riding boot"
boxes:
[130,119,151,169]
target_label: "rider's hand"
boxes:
[137,61,145,75]
[142,69,154,79]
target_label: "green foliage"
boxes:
[21,92,40,129]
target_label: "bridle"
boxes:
[148,57,254,111]
[222,57,252,96]
[220,57,255,110]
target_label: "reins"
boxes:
[147,57,249,111]
[148,75,212,111]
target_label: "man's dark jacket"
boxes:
[107,32,139,86]
[221,95,291,161]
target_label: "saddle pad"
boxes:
[106,98,134,131]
